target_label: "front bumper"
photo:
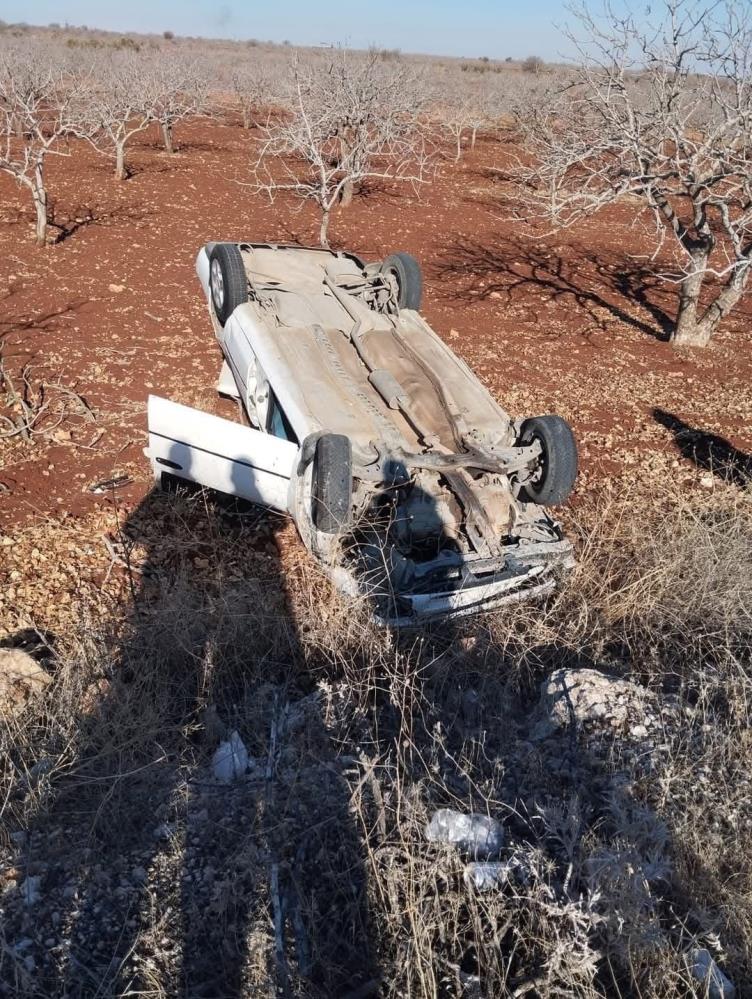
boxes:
[331,539,574,626]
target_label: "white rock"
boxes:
[212,730,249,782]
[532,668,655,739]
[425,809,504,859]
[688,948,735,999]
[0,649,52,718]
[699,474,715,489]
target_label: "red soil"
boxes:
[1,119,750,537]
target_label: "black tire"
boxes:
[519,415,578,506]
[209,243,248,325]
[313,433,353,534]
[381,252,423,310]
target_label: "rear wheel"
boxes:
[209,243,248,325]
[381,252,422,310]
[519,415,578,506]
[313,433,353,534]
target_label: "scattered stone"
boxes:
[212,731,249,782]
[29,757,56,778]
[699,474,715,489]
[0,649,52,718]
[10,830,27,847]
[153,822,174,841]
[531,668,656,740]
[688,948,736,999]
[131,866,148,884]
[108,283,126,294]
[425,809,504,860]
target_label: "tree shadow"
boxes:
[48,203,153,244]
[434,236,675,343]
[653,409,752,487]
[0,294,91,343]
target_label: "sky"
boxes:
[0,0,574,60]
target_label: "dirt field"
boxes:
[2,117,751,635]
[2,116,752,998]
[2,117,751,523]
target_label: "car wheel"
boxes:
[313,433,353,534]
[519,415,578,506]
[209,244,248,325]
[381,252,423,310]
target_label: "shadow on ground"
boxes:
[2,470,377,996]
[434,236,675,342]
[653,408,752,487]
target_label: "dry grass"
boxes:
[1,483,751,996]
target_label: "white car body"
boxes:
[146,243,574,623]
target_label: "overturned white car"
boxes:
[146,242,577,623]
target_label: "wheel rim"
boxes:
[210,259,224,312]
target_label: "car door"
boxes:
[145,395,298,513]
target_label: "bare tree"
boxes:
[231,64,269,129]
[438,96,479,161]
[521,55,545,75]
[516,0,752,347]
[0,46,84,245]
[252,51,431,246]
[79,53,153,180]
[145,53,208,154]
[437,93,494,160]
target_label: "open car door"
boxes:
[145,395,298,513]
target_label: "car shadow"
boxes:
[434,236,675,343]
[653,408,752,487]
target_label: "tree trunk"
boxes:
[242,106,251,129]
[671,253,707,346]
[471,126,478,149]
[319,208,331,247]
[694,265,750,344]
[672,251,750,347]
[340,178,354,207]
[115,141,127,181]
[31,161,47,247]
[338,135,353,206]
[455,131,462,162]
[161,120,174,154]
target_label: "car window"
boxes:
[267,391,298,444]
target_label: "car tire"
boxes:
[313,433,353,534]
[209,243,248,325]
[381,252,423,310]
[519,415,578,506]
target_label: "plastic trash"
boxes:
[688,949,736,999]
[212,730,249,782]
[21,876,41,906]
[463,853,531,892]
[425,809,504,859]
